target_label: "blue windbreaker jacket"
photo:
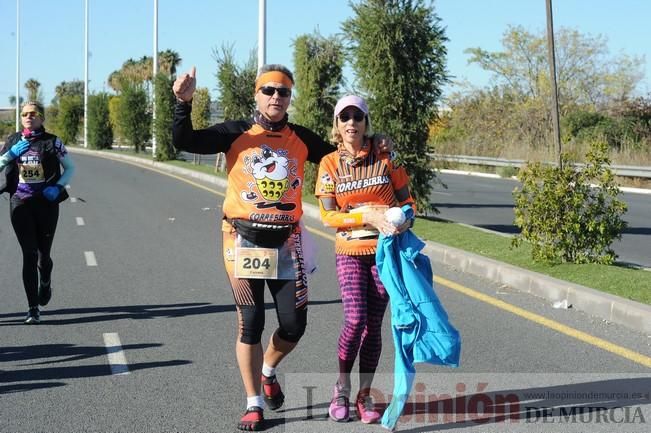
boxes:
[376,230,461,430]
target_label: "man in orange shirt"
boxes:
[173,67,393,431]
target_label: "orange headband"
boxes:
[255,71,293,92]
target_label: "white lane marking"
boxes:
[84,251,97,266]
[76,217,85,226]
[70,197,77,203]
[103,333,130,375]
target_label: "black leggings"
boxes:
[236,279,308,345]
[223,228,308,345]
[10,198,59,308]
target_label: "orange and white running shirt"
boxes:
[173,103,335,224]
[315,143,413,256]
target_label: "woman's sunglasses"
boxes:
[338,112,365,123]
[21,111,42,118]
[259,86,291,98]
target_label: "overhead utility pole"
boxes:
[152,0,159,157]
[84,0,89,147]
[545,0,562,168]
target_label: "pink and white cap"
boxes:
[334,95,369,118]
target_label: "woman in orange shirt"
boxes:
[315,95,415,424]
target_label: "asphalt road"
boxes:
[431,172,651,268]
[1,154,649,433]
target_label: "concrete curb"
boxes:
[70,148,651,335]
[423,242,651,335]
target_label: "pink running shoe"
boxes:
[356,394,381,424]
[328,384,350,422]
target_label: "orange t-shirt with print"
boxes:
[315,142,412,255]
[223,123,307,224]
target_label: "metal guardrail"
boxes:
[432,154,651,179]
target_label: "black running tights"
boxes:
[10,198,59,308]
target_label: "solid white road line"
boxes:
[103,333,130,375]
[84,251,97,266]
[76,217,85,226]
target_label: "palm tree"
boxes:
[9,95,24,106]
[158,49,182,78]
[107,70,123,92]
[24,78,42,102]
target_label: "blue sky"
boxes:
[1,0,649,106]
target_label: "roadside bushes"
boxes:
[562,110,643,151]
[512,140,627,264]
[88,92,113,149]
[153,73,176,161]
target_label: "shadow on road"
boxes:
[0,302,237,326]
[1,342,191,394]
[435,202,515,209]
[623,226,651,235]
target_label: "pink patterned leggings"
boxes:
[335,254,389,372]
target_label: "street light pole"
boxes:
[84,0,89,148]
[152,0,158,157]
[258,0,266,70]
[15,0,20,131]
[545,0,562,168]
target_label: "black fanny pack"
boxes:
[230,219,295,248]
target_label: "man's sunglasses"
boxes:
[259,86,291,98]
[21,111,42,118]
[338,112,365,123]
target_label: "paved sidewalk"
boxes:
[69,147,651,335]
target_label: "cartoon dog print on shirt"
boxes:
[241,145,300,211]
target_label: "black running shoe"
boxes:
[38,284,52,306]
[24,307,40,324]
[261,374,285,411]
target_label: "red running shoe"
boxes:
[237,406,264,431]
[261,374,285,410]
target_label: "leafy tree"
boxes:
[117,82,150,152]
[188,87,213,166]
[465,25,644,111]
[213,44,256,120]
[108,95,123,144]
[108,50,182,92]
[513,140,627,264]
[153,73,176,161]
[108,56,151,92]
[56,95,83,145]
[107,70,124,93]
[292,32,345,195]
[24,78,42,103]
[191,87,212,129]
[0,120,16,139]
[343,0,448,212]
[88,92,113,149]
[45,105,59,132]
[53,80,85,103]
[437,86,550,155]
